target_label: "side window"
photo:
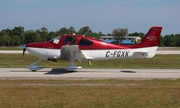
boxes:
[63,37,76,45]
[79,38,93,46]
[53,39,59,44]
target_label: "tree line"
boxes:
[0,26,179,47]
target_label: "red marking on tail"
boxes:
[136,26,162,47]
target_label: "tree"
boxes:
[112,28,128,44]
[164,34,177,47]
[158,36,164,47]
[175,34,180,47]
[57,27,68,35]
[98,31,105,36]
[138,32,145,39]
[6,25,180,47]
[128,32,139,36]
[129,32,145,39]
[0,30,7,36]
[4,29,13,36]
[68,26,76,34]
[78,26,91,35]
[48,31,56,41]
[24,30,38,43]
[107,33,113,36]
[90,32,99,39]
[10,35,16,46]
[0,35,11,46]
[12,26,24,37]
[40,27,49,42]
[14,35,21,46]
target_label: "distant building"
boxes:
[99,36,141,45]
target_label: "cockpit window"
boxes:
[63,36,76,45]
[79,38,93,46]
[48,36,61,42]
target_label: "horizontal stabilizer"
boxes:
[132,51,148,58]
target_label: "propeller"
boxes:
[22,47,26,58]
[19,44,26,58]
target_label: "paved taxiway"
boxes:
[0,68,180,79]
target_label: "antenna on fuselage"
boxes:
[83,29,91,36]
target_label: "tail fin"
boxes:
[137,26,162,47]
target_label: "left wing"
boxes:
[60,45,86,62]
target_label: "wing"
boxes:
[60,45,86,62]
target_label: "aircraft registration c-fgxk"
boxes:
[20,26,162,71]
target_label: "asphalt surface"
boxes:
[0,68,180,80]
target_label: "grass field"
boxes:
[1,54,180,107]
[0,79,180,108]
[0,54,180,68]
[0,47,20,50]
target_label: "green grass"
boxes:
[0,79,180,108]
[0,54,180,68]
[158,47,180,50]
[0,54,180,107]
[0,47,21,50]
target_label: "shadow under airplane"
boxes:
[120,70,136,73]
[45,68,76,74]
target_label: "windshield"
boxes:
[48,35,61,42]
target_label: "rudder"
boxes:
[137,26,162,47]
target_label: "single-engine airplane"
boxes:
[20,26,162,71]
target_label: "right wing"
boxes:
[60,45,86,62]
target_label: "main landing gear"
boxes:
[65,60,82,71]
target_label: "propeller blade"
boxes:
[20,44,26,58]
[22,48,26,58]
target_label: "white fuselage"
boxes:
[26,46,158,60]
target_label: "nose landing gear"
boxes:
[28,58,44,71]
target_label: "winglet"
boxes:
[137,26,162,47]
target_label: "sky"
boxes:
[0,0,180,36]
